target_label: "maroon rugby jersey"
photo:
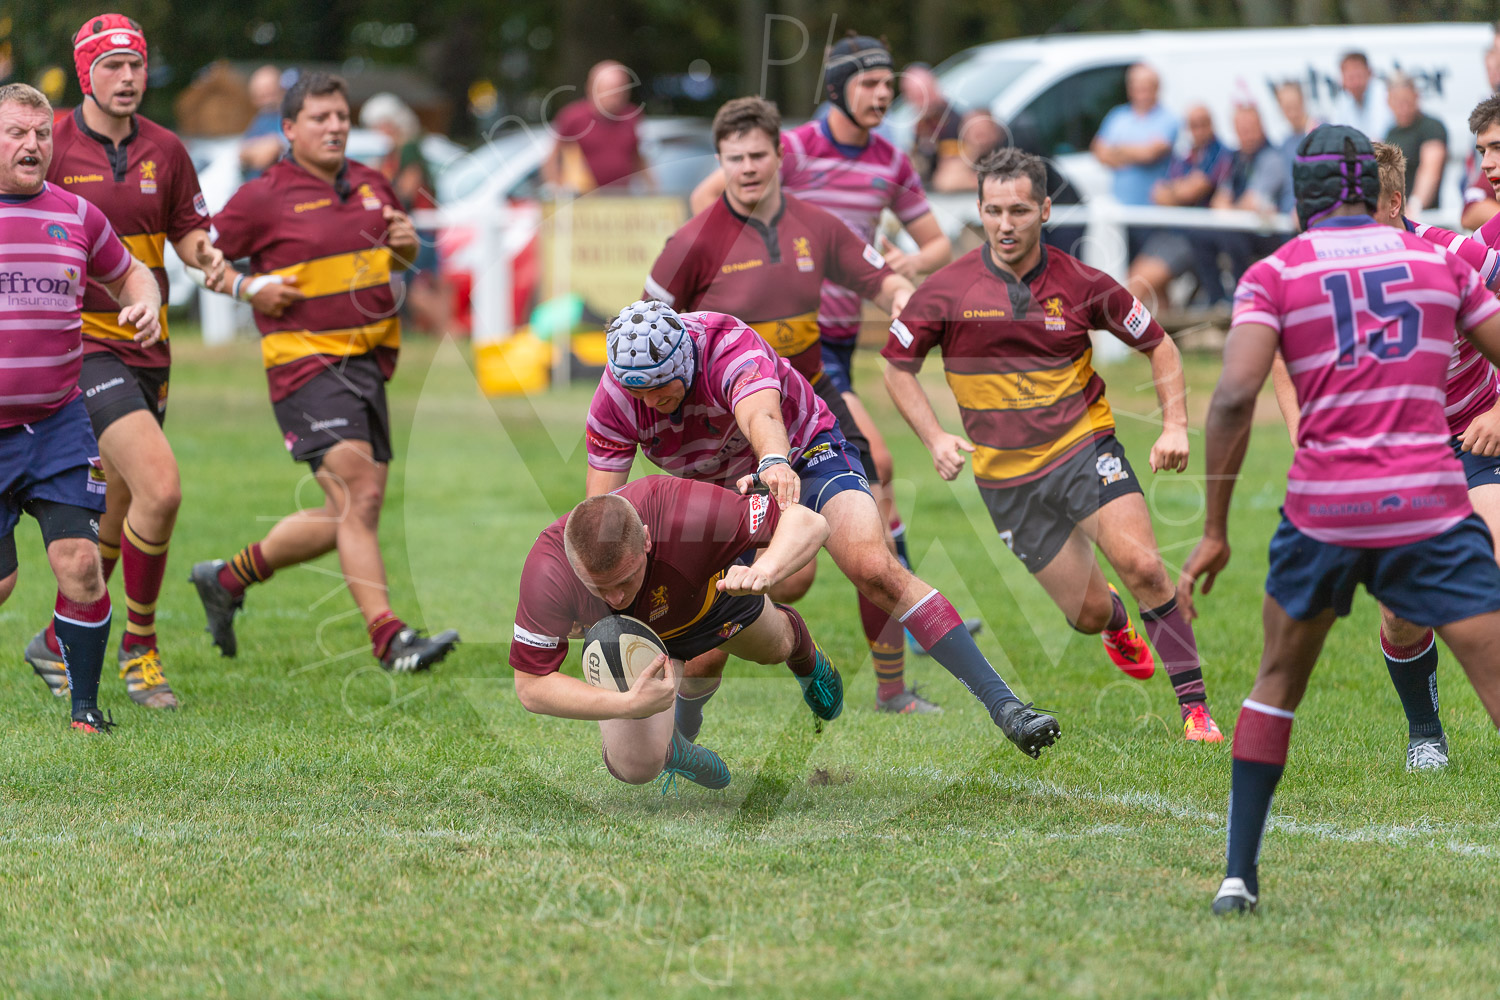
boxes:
[48,108,206,368]
[509,476,781,675]
[883,244,1165,488]
[644,193,892,382]
[211,156,403,402]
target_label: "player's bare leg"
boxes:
[819,489,1059,755]
[1432,611,1500,727]
[599,659,729,790]
[312,442,392,625]
[0,569,16,605]
[1215,599,1332,915]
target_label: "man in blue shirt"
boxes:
[1091,64,1178,206]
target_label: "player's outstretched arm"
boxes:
[513,657,677,721]
[883,362,974,481]
[104,257,163,347]
[1177,321,1279,619]
[731,389,798,508]
[718,505,829,596]
[1142,335,1190,472]
[1269,352,1300,444]
[173,230,226,290]
[585,466,631,498]
[872,274,915,319]
[882,212,951,280]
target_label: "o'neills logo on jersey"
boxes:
[721,258,764,274]
[0,271,73,296]
[63,173,105,184]
[295,198,333,213]
[963,308,1007,319]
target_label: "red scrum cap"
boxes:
[72,14,147,97]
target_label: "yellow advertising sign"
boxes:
[541,196,687,318]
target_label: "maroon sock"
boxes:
[859,592,905,700]
[776,603,816,677]
[99,535,121,584]
[219,542,273,598]
[120,520,169,652]
[1141,596,1207,714]
[369,610,406,660]
[44,619,61,656]
[1106,589,1129,632]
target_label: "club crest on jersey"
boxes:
[358,183,382,211]
[1097,452,1129,485]
[139,159,157,195]
[45,223,69,243]
[717,621,744,639]
[1043,296,1066,331]
[649,585,670,622]
[794,236,814,273]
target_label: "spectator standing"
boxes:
[1385,73,1447,211]
[931,110,1004,194]
[902,65,963,188]
[1090,64,1177,206]
[544,60,653,194]
[1328,51,1393,140]
[240,64,286,179]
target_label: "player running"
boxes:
[0,82,165,732]
[1267,138,1500,771]
[690,36,954,609]
[188,72,459,673]
[883,148,1222,742]
[650,95,945,713]
[585,300,1061,758]
[511,476,836,790]
[1179,125,1500,915]
[22,14,225,709]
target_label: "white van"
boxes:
[896,23,1492,209]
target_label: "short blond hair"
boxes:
[1372,141,1406,201]
[564,494,646,575]
[0,83,52,116]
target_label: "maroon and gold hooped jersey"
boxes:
[48,108,207,368]
[210,157,403,402]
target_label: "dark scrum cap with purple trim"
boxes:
[1293,124,1380,228]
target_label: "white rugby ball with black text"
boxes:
[581,615,668,692]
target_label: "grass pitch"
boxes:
[2,332,1498,999]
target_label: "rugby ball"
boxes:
[581,615,668,692]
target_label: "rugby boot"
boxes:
[796,641,844,721]
[1182,702,1223,743]
[875,684,943,714]
[1212,877,1257,915]
[70,706,117,734]
[997,701,1061,759]
[381,627,460,673]
[1405,735,1449,771]
[1101,584,1155,680]
[119,645,179,709]
[23,628,69,698]
[659,730,731,791]
[189,560,243,658]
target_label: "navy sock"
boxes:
[54,593,112,716]
[674,683,719,743]
[1381,629,1441,739]
[1226,700,1294,897]
[891,522,910,570]
[903,591,1018,723]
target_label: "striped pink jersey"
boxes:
[1233,215,1500,547]
[1408,217,1500,435]
[585,310,838,485]
[780,121,930,343]
[0,183,131,428]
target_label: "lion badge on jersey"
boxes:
[1043,296,1067,332]
[139,159,157,195]
[358,183,382,211]
[1097,452,1129,485]
[649,585,670,623]
[794,236,814,273]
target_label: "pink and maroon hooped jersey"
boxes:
[1233,215,1500,547]
[0,183,132,428]
[585,310,837,485]
[779,121,930,343]
[1407,217,1500,436]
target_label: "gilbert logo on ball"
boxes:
[581,615,668,692]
